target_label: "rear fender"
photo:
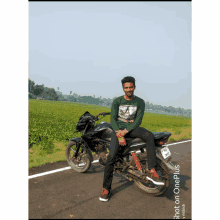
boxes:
[70,137,93,162]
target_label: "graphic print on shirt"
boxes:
[118,105,137,120]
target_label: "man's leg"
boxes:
[99,131,120,201]
[103,131,120,191]
[125,127,164,185]
[126,127,156,169]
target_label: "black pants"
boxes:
[103,127,156,191]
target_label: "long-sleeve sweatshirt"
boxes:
[111,95,145,132]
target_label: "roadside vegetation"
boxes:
[29,99,191,169]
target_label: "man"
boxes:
[99,76,164,202]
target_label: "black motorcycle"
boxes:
[66,111,177,196]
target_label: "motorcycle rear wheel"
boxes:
[133,160,170,197]
[66,141,91,173]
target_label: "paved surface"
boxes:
[29,141,191,219]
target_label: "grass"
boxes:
[29,99,191,169]
[140,113,191,142]
[29,141,68,169]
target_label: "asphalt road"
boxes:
[29,141,191,219]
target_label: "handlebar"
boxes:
[94,112,111,121]
[100,112,111,116]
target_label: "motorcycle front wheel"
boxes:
[133,160,170,197]
[66,141,91,173]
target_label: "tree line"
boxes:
[29,79,191,117]
[29,79,59,101]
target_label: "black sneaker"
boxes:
[146,168,165,186]
[99,188,110,202]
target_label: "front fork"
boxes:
[74,143,80,158]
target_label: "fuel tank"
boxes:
[93,121,113,141]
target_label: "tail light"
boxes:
[159,138,169,145]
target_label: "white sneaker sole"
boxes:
[146,177,165,185]
[99,197,109,202]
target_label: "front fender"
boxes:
[70,137,82,143]
[70,137,93,162]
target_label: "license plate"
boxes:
[161,146,171,159]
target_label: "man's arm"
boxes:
[111,99,120,131]
[110,98,127,146]
[126,99,145,132]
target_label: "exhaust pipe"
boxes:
[164,161,178,172]
[156,154,177,173]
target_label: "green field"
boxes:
[29,99,191,169]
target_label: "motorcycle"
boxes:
[66,111,177,196]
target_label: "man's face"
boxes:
[123,82,135,98]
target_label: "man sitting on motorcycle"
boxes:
[99,76,164,202]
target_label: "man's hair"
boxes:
[121,76,136,87]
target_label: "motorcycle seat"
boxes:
[124,138,146,148]
[125,132,171,144]
[125,137,144,144]
[152,132,171,141]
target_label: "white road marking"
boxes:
[29,166,71,179]
[28,160,99,179]
[163,139,191,146]
[28,140,191,179]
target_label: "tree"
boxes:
[29,79,35,94]
[48,88,59,101]
[33,85,44,96]
[145,102,150,109]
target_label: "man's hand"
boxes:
[115,129,128,138]
[115,129,129,146]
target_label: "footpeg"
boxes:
[128,169,143,177]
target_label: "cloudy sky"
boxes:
[29,1,191,109]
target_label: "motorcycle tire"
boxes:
[66,141,91,173]
[133,160,170,197]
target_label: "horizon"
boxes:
[29,78,191,110]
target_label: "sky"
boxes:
[29,2,192,109]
